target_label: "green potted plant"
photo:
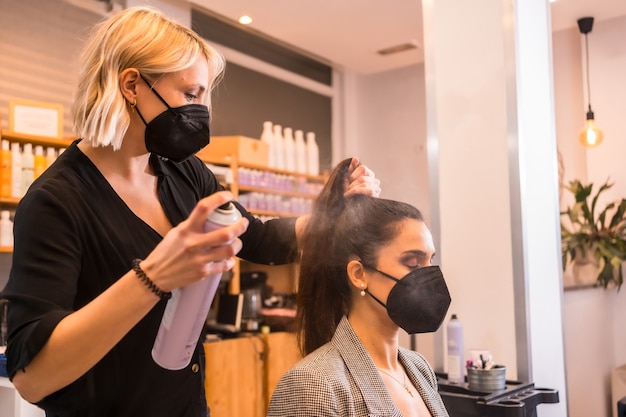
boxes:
[560,179,626,290]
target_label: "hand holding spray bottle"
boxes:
[152,201,242,370]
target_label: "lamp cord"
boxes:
[584,33,592,111]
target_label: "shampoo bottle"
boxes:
[446,314,465,383]
[10,143,22,198]
[283,127,295,172]
[45,147,57,169]
[34,145,46,179]
[21,143,34,195]
[272,124,285,170]
[152,202,242,370]
[0,140,11,198]
[306,132,319,176]
[260,121,275,168]
[0,210,12,247]
[294,130,307,174]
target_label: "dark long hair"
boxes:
[295,159,424,355]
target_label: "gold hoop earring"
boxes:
[128,98,136,113]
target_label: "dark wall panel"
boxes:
[192,9,332,86]
[210,62,332,171]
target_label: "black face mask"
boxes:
[364,265,451,334]
[135,74,210,163]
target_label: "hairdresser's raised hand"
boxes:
[344,157,381,198]
[139,191,249,292]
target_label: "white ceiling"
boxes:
[190,0,626,75]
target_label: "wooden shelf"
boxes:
[0,198,19,207]
[237,161,326,182]
[239,185,318,199]
[0,130,73,148]
[247,209,298,218]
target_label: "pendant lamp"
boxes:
[577,17,603,147]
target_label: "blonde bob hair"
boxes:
[71,6,225,149]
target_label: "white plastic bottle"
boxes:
[446,313,465,384]
[10,143,22,198]
[272,124,285,170]
[294,130,307,174]
[283,127,295,172]
[305,132,320,176]
[152,202,242,370]
[260,121,275,168]
[21,143,35,195]
[0,210,13,247]
[45,147,57,169]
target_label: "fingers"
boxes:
[198,257,237,279]
[344,158,382,198]
[142,193,249,292]
[344,176,381,198]
[186,191,234,231]
[348,157,360,173]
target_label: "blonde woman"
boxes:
[2,7,380,417]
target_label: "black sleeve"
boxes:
[1,186,81,380]
[236,210,298,265]
[191,157,299,265]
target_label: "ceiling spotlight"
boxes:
[238,15,253,25]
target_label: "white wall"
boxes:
[350,65,429,220]
[339,64,434,357]
[553,15,626,417]
[343,10,626,417]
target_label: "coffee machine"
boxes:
[240,271,267,332]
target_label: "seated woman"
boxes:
[267,159,451,417]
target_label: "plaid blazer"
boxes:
[267,316,449,417]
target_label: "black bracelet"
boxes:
[131,258,172,300]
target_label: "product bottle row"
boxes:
[260,121,319,176]
[0,140,66,199]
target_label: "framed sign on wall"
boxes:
[9,99,64,138]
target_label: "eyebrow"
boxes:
[405,250,428,257]
[189,83,207,93]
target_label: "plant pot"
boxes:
[570,246,599,287]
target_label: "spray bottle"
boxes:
[152,202,242,370]
[446,313,465,383]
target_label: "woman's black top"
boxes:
[1,140,297,417]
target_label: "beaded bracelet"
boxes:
[131,258,172,300]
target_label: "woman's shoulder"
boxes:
[291,342,341,371]
[278,342,350,385]
[269,342,353,415]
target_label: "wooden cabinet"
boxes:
[203,332,301,417]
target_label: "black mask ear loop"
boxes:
[360,263,400,309]
[135,73,175,126]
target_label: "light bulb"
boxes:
[579,109,603,147]
[238,15,252,25]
